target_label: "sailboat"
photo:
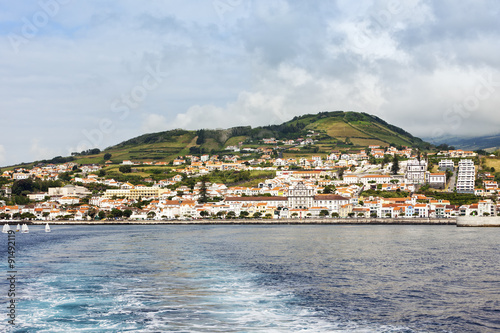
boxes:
[45,223,51,233]
[21,224,29,233]
[16,224,20,232]
[2,224,10,233]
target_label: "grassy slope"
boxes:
[3,111,430,169]
[87,112,427,162]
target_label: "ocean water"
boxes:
[1,224,499,332]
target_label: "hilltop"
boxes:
[3,111,432,169]
[69,111,431,165]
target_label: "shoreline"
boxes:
[3,218,457,226]
[4,217,500,227]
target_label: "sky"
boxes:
[1,0,500,166]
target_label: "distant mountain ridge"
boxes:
[425,134,500,151]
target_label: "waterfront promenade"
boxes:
[5,217,500,226]
[20,218,456,225]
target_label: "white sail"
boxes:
[2,224,10,233]
[45,223,51,233]
[21,224,29,233]
[16,224,21,232]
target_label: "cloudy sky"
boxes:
[1,0,500,166]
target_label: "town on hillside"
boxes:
[1,142,499,221]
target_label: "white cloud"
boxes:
[141,113,171,133]
[1,0,500,165]
[30,139,62,162]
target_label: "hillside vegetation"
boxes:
[6,111,433,169]
[85,111,430,163]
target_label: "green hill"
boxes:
[7,111,432,168]
[83,111,429,163]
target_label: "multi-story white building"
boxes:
[405,159,428,184]
[288,182,315,209]
[438,159,455,170]
[456,159,475,193]
[48,185,91,197]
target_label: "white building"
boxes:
[438,159,455,170]
[313,194,350,213]
[456,159,475,193]
[360,175,391,186]
[288,182,315,209]
[428,173,446,189]
[405,159,428,184]
[48,185,91,197]
[342,175,359,184]
[27,192,48,201]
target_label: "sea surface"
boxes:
[1,224,499,332]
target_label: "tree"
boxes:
[109,208,123,219]
[226,211,236,219]
[119,165,132,173]
[200,210,209,218]
[391,155,400,175]
[123,209,133,218]
[98,211,106,220]
[323,185,335,194]
[382,154,391,167]
[43,212,50,220]
[88,209,97,220]
[253,212,262,218]
[291,212,299,218]
[196,129,206,145]
[319,210,329,217]
[331,212,339,218]
[239,211,249,218]
[199,175,209,203]
[21,212,36,220]
[59,172,72,181]
[103,153,112,160]
[12,179,34,196]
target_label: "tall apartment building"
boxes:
[456,159,475,193]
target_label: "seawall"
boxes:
[456,216,500,227]
[16,218,456,226]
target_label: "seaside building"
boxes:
[288,182,315,209]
